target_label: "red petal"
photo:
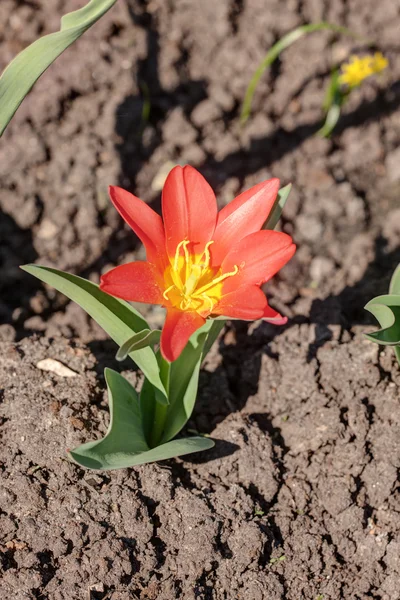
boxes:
[221,230,296,294]
[100,261,163,304]
[211,178,280,265]
[162,166,217,257]
[262,304,288,326]
[213,285,267,319]
[109,186,167,266]
[160,309,205,362]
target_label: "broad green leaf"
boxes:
[364,295,400,345]
[161,321,215,443]
[240,22,365,124]
[69,368,214,470]
[69,368,149,465]
[21,265,167,399]
[389,264,400,295]
[70,435,214,470]
[264,184,292,230]
[116,329,161,361]
[0,0,118,136]
[202,319,226,359]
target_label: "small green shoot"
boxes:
[240,22,364,124]
[364,264,400,366]
[269,555,286,564]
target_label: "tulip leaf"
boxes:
[69,368,214,470]
[69,368,149,461]
[202,319,226,359]
[264,184,292,230]
[21,265,167,399]
[240,22,366,124]
[389,264,400,295]
[161,320,217,443]
[116,329,161,361]
[139,377,158,447]
[0,0,118,136]
[364,295,400,346]
[70,436,214,470]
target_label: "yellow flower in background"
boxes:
[339,52,388,88]
[371,51,389,74]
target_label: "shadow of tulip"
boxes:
[0,210,38,329]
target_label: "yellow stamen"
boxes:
[173,240,188,272]
[198,293,214,312]
[182,240,191,281]
[163,284,175,301]
[163,239,239,315]
[199,240,214,268]
[194,265,239,296]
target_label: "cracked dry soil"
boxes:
[0,326,400,599]
[1,0,400,597]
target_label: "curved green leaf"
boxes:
[318,103,342,138]
[0,0,118,136]
[21,265,167,399]
[70,434,214,470]
[116,329,161,361]
[69,368,149,466]
[240,22,365,124]
[364,294,400,345]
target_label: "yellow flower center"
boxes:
[163,240,238,314]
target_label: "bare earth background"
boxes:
[1,0,400,598]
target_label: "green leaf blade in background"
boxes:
[0,0,118,136]
[240,22,366,124]
[389,264,400,295]
[264,184,292,230]
[21,265,167,399]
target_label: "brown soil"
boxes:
[1,0,400,598]
[1,327,400,599]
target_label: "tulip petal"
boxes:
[262,304,288,325]
[221,230,296,294]
[100,262,163,304]
[211,178,280,265]
[161,308,206,362]
[162,166,218,257]
[213,285,267,319]
[109,186,166,266]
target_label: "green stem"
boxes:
[150,401,169,448]
[149,356,171,448]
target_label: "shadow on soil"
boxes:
[0,210,38,328]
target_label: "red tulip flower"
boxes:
[100,166,295,362]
